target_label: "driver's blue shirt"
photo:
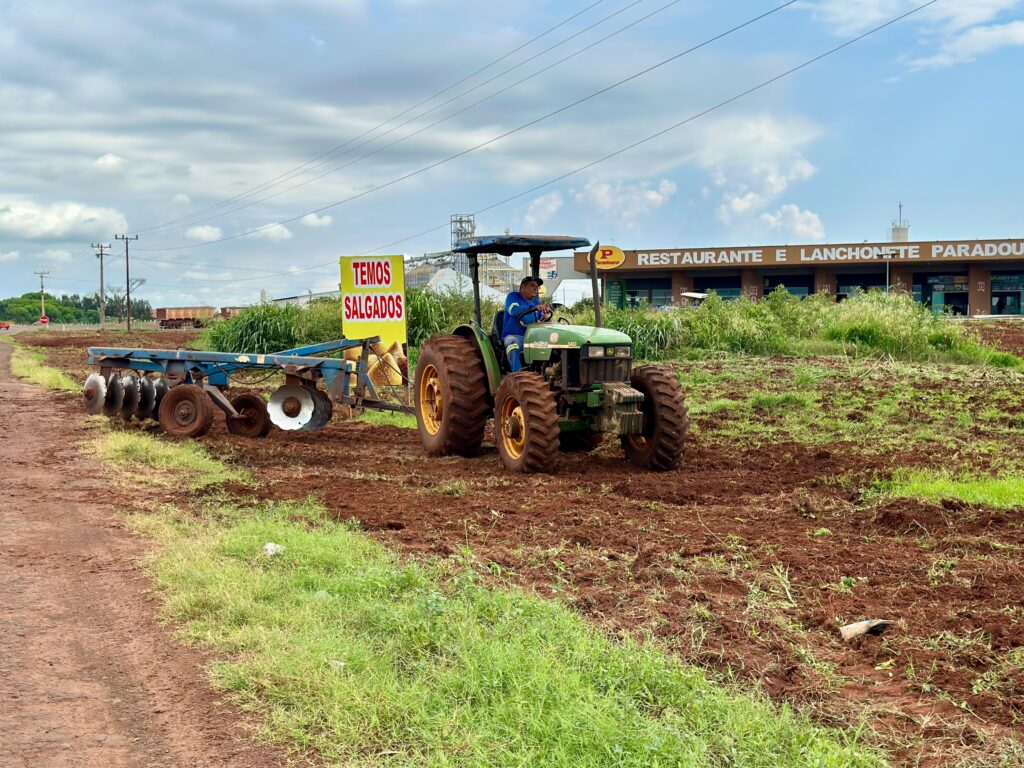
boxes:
[502,292,542,338]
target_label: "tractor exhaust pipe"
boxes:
[588,241,602,327]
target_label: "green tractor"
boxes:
[414,235,688,473]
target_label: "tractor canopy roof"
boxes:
[452,234,590,256]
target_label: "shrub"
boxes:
[201,303,300,353]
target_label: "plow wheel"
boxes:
[227,393,272,438]
[495,372,559,473]
[559,430,603,453]
[414,335,488,457]
[119,375,141,419]
[82,373,107,415]
[620,365,689,471]
[159,384,214,438]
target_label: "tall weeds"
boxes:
[573,289,1020,365]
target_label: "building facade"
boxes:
[572,237,1024,316]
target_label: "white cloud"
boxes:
[171,193,191,205]
[0,250,18,263]
[574,179,676,223]
[523,192,563,228]
[36,248,75,263]
[802,1,1023,69]
[300,212,333,227]
[800,0,1020,36]
[186,224,223,241]
[910,20,1024,68]
[696,117,820,227]
[94,153,125,172]
[760,204,825,240]
[715,158,818,224]
[252,223,293,241]
[0,200,126,240]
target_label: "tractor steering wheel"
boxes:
[510,303,552,328]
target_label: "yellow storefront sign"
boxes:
[591,245,626,270]
[339,255,407,346]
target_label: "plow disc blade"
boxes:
[102,374,125,417]
[120,375,141,418]
[303,389,333,432]
[150,378,168,421]
[268,385,315,431]
[82,373,107,415]
[136,377,157,419]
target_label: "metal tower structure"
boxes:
[450,214,476,276]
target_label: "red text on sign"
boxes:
[351,259,393,288]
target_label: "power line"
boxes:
[139,0,801,253]
[131,0,612,236]
[141,0,683,237]
[157,0,937,285]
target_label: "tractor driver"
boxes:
[503,276,552,372]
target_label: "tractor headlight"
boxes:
[613,346,632,358]
[587,346,606,358]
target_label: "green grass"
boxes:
[95,431,249,489]
[3,338,79,392]
[138,497,884,768]
[749,391,814,412]
[356,408,418,429]
[871,470,1024,509]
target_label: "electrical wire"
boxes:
[139,0,683,238]
[150,0,937,284]
[138,0,800,253]
[130,0,612,235]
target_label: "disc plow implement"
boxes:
[82,338,411,438]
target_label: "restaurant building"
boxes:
[572,236,1024,316]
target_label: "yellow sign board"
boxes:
[591,245,626,270]
[339,255,407,346]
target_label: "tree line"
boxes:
[0,292,154,324]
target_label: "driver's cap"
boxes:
[520,275,544,287]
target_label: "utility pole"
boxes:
[34,271,50,322]
[115,234,138,330]
[92,242,110,326]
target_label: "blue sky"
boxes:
[1,0,1022,306]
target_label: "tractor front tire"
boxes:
[559,430,603,452]
[621,365,689,471]
[495,372,559,473]
[414,335,489,457]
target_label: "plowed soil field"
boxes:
[20,329,1024,767]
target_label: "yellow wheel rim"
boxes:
[500,395,526,460]
[419,364,443,435]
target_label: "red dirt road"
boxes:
[0,343,299,768]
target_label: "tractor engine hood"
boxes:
[522,324,631,361]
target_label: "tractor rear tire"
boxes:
[159,384,215,438]
[559,430,603,452]
[621,365,688,471]
[414,335,489,457]
[495,372,559,473]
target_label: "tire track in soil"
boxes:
[0,342,303,768]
